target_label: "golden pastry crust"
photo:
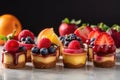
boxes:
[63,62,85,68]
[93,61,115,68]
[3,62,25,69]
[32,60,56,69]
[26,49,32,62]
[31,54,57,69]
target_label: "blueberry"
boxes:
[48,46,56,53]
[31,47,40,53]
[76,37,81,41]
[69,34,76,40]
[90,38,95,42]
[64,41,70,46]
[59,36,64,40]
[21,37,25,41]
[90,41,94,46]
[24,40,31,44]
[40,48,48,55]
[26,36,32,41]
[19,46,26,51]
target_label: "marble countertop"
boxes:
[0,46,120,80]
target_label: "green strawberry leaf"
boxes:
[75,20,81,25]
[62,18,70,24]
[98,22,110,31]
[112,24,120,32]
[0,35,8,41]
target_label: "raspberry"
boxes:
[68,40,81,49]
[18,29,34,41]
[38,38,51,48]
[4,40,19,53]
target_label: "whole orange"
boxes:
[0,14,22,45]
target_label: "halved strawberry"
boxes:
[94,32,115,46]
[74,26,92,43]
[88,30,101,39]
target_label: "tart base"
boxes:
[2,62,26,69]
[93,61,115,68]
[63,62,85,68]
[32,61,56,69]
[26,50,31,62]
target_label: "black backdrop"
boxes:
[0,0,120,36]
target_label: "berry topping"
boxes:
[94,32,114,46]
[68,40,81,49]
[31,47,40,53]
[18,29,34,41]
[64,48,84,53]
[93,32,116,56]
[19,46,26,51]
[48,46,56,53]
[59,33,83,47]
[40,48,48,55]
[88,30,101,39]
[21,37,26,41]
[38,38,51,48]
[4,40,19,53]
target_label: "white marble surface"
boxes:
[0,46,120,80]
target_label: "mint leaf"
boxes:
[62,18,69,24]
[75,20,81,25]
[98,22,110,31]
[112,24,120,32]
[0,35,7,41]
[70,19,76,24]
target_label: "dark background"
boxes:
[0,0,120,36]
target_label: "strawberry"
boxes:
[88,30,101,39]
[90,25,102,31]
[18,29,34,41]
[107,24,120,48]
[94,32,114,46]
[74,25,93,43]
[59,18,81,36]
[38,38,51,48]
[68,40,81,49]
[4,40,19,53]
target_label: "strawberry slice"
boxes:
[74,26,92,43]
[88,31,101,39]
[94,32,115,46]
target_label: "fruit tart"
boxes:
[2,40,26,69]
[18,29,35,62]
[31,38,58,69]
[93,32,116,68]
[60,34,87,68]
[86,30,101,61]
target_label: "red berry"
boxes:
[38,38,51,48]
[93,45,100,53]
[18,29,34,41]
[4,40,19,53]
[100,45,108,53]
[74,26,93,43]
[94,32,115,46]
[59,23,77,36]
[108,45,116,53]
[68,40,81,49]
[85,39,90,45]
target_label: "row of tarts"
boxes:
[1,27,116,69]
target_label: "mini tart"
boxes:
[31,53,57,69]
[93,53,115,68]
[19,43,35,62]
[62,49,87,68]
[2,50,26,69]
